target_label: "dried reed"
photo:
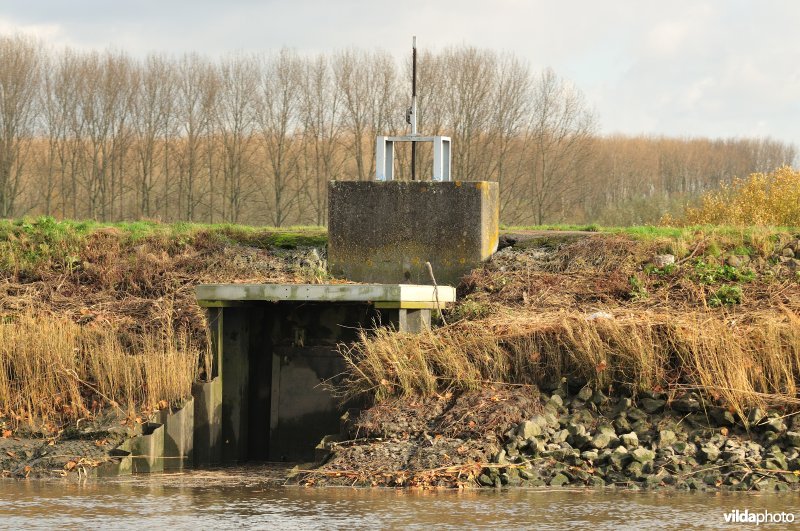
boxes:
[0,311,201,427]
[339,309,800,418]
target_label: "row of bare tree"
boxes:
[0,35,795,225]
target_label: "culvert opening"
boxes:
[215,302,379,464]
[193,284,456,468]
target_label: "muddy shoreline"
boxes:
[6,383,798,492]
[300,384,800,492]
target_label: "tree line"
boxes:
[0,35,795,226]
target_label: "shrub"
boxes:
[684,166,800,226]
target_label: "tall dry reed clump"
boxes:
[340,309,800,419]
[0,312,203,428]
[684,165,800,225]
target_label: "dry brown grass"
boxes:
[340,233,800,417]
[0,311,203,429]
[0,220,328,429]
[340,308,800,418]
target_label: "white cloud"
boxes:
[0,16,64,42]
[0,1,797,152]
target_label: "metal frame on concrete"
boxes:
[375,135,451,182]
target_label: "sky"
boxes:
[1,0,798,152]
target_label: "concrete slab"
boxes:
[196,283,455,308]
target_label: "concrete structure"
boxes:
[193,283,455,464]
[130,423,164,473]
[328,181,499,286]
[159,399,194,470]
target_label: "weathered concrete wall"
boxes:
[328,181,499,285]
[268,346,348,462]
[260,303,372,462]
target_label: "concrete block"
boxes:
[196,283,455,307]
[192,378,221,467]
[92,444,132,478]
[131,422,164,474]
[328,180,499,285]
[159,398,194,471]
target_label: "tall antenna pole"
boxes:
[411,36,417,181]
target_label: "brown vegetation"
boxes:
[339,233,800,418]
[0,312,197,429]
[0,35,795,226]
[0,219,327,430]
[684,166,800,226]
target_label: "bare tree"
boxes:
[175,53,217,221]
[45,48,88,219]
[256,49,302,226]
[334,50,400,181]
[215,54,258,223]
[523,68,597,224]
[441,47,497,182]
[77,51,134,220]
[299,54,344,225]
[2,39,798,226]
[131,54,175,218]
[0,36,41,217]
[487,54,531,218]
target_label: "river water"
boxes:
[1,467,798,530]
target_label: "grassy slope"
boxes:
[2,217,799,430]
[0,217,327,431]
[0,217,326,277]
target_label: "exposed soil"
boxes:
[300,383,800,491]
[300,387,540,488]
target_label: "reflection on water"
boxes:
[1,466,798,530]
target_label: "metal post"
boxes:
[411,36,417,181]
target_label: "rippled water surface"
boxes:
[1,466,798,530]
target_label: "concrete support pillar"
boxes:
[193,305,223,467]
[221,308,250,463]
[160,398,194,470]
[208,307,223,379]
[398,309,431,333]
[387,308,432,333]
[192,378,221,466]
[131,423,164,473]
